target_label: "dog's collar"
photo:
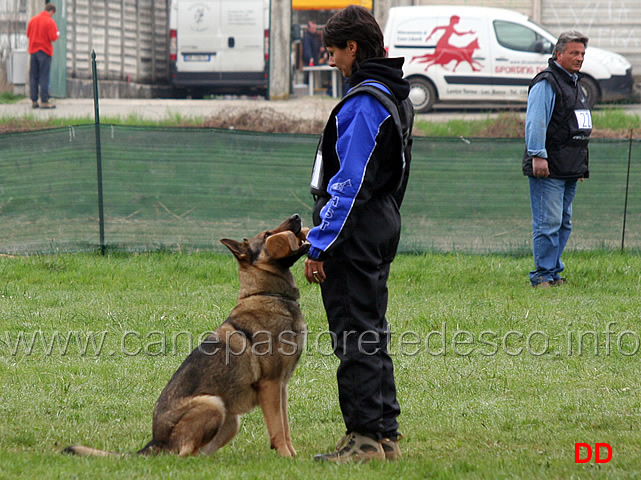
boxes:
[240,291,299,303]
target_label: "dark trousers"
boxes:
[29,50,52,103]
[319,195,401,439]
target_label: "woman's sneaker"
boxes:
[314,432,385,463]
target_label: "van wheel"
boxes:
[408,77,436,113]
[580,76,600,107]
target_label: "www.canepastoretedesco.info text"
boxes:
[1,322,638,358]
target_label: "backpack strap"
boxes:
[310,80,411,197]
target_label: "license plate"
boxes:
[183,54,210,62]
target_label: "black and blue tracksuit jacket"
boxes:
[307,58,414,260]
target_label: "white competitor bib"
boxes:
[311,149,323,190]
[575,109,592,129]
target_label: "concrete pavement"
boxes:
[2,96,640,124]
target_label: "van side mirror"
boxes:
[534,39,553,54]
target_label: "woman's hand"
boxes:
[304,258,326,284]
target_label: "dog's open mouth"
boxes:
[286,226,311,255]
[296,227,310,248]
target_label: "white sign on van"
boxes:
[188,3,211,32]
[227,9,258,26]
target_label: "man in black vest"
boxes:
[523,31,591,288]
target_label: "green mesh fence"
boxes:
[0,125,640,254]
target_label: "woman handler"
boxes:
[303,5,414,463]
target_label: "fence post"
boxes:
[92,50,106,255]
[621,130,633,251]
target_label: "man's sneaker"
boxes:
[552,277,566,286]
[32,101,39,109]
[314,432,385,463]
[40,102,56,109]
[380,436,402,461]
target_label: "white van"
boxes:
[169,0,269,97]
[383,6,634,112]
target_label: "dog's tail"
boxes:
[62,445,123,457]
[64,439,163,457]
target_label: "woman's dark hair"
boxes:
[322,5,385,65]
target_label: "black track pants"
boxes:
[319,195,401,438]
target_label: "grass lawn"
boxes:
[1,250,640,479]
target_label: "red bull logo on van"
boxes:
[411,15,483,72]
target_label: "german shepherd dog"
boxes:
[64,214,310,458]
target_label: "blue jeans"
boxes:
[528,177,578,285]
[29,50,52,103]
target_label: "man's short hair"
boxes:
[553,31,588,57]
[45,3,56,13]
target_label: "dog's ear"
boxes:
[220,238,249,260]
[265,232,299,259]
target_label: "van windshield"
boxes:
[493,20,550,53]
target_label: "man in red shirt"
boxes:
[27,3,59,109]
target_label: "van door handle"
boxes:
[228,37,235,48]
[495,57,509,61]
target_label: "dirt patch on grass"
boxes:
[1,106,639,138]
[0,118,55,134]
[477,113,525,138]
[474,112,639,139]
[202,107,325,134]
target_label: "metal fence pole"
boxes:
[92,50,106,255]
[621,130,633,251]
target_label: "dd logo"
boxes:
[575,443,612,463]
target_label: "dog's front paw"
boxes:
[274,444,295,457]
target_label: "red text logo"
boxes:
[575,443,612,463]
